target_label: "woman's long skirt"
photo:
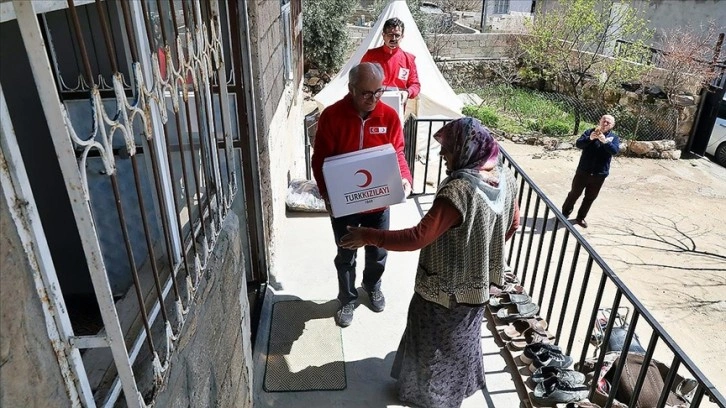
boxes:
[391,293,486,408]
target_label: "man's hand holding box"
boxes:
[323,144,406,218]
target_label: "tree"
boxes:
[303,0,355,73]
[657,21,723,103]
[519,0,653,134]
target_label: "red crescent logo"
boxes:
[355,169,372,187]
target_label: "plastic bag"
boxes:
[591,307,645,354]
[286,179,327,213]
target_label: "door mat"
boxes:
[264,300,346,392]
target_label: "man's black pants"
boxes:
[330,208,389,306]
[562,170,607,220]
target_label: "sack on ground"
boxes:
[585,352,687,408]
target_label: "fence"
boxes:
[405,117,726,407]
[614,39,666,67]
[472,85,680,142]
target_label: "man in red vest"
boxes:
[361,17,420,105]
[312,62,413,327]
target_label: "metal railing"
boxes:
[405,117,725,407]
[614,39,665,67]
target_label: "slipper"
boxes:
[496,302,539,322]
[510,327,555,350]
[675,378,698,401]
[489,283,526,297]
[489,293,531,308]
[502,318,549,340]
[503,272,520,284]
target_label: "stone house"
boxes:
[0,0,305,406]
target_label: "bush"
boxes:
[541,120,571,136]
[462,105,500,128]
[303,0,354,73]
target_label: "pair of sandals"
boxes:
[502,317,555,349]
[488,282,526,297]
[489,270,523,296]
[491,293,540,323]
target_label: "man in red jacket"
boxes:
[312,62,413,327]
[361,17,420,104]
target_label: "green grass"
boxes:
[463,84,597,137]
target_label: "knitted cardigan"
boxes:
[414,166,517,308]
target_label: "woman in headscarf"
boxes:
[340,117,520,408]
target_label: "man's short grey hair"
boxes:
[602,114,615,125]
[349,62,384,87]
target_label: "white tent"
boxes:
[314,0,463,119]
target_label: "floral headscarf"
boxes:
[434,117,499,175]
[434,117,507,212]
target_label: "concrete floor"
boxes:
[252,196,527,407]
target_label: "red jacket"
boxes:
[361,46,420,99]
[312,94,413,200]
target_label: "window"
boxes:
[18,1,241,405]
[281,1,293,82]
[493,0,510,15]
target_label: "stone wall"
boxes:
[1,179,256,408]
[346,26,519,61]
[431,33,519,60]
[507,134,684,160]
[154,209,254,407]
[0,184,72,408]
[346,25,370,60]
[249,0,286,137]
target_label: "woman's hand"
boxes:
[339,226,369,249]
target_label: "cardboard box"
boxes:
[323,144,405,218]
[380,90,404,124]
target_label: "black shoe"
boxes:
[529,349,574,371]
[562,209,572,218]
[531,366,586,385]
[335,303,355,327]
[521,342,562,365]
[532,377,589,405]
[576,219,588,228]
[365,288,386,312]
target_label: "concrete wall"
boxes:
[643,0,726,45]
[346,26,520,61]
[432,32,520,59]
[154,209,253,407]
[246,0,306,282]
[0,184,72,408]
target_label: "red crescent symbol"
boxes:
[355,169,372,187]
